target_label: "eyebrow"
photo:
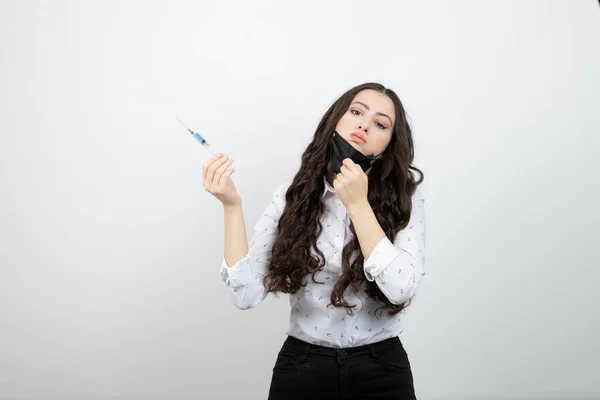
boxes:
[350,101,393,125]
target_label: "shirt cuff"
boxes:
[219,255,252,287]
[363,236,399,282]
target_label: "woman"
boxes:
[202,82,426,399]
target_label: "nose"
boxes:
[357,121,369,133]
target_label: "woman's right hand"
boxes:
[202,153,241,207]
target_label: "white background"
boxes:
[1,1,599,399]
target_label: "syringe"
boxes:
[176,117,215,155]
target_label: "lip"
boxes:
[350,133,367,144]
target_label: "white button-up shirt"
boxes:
[219,177,426,348]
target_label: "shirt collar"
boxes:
[321,176,335,199]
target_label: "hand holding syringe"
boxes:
[177,117,240,207]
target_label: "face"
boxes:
[334,89,396,158]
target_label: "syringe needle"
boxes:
[176,117,194,135]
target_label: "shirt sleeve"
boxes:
[362,188,426,305]
[219,183,287,310]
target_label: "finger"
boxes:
[215,158,234,180]
[210,158,233,189]
[340,165,352,175]
[202,153,223,180]
[217,168,235,188]
[204,152,223,169]
[206,155,230,185]
[342,158,357,172]
[333,177,342,190]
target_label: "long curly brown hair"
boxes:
[263,82,424,316]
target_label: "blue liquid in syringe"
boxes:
[176,117,215,155]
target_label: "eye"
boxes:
[350,108,387,129]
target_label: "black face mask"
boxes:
[329,131,383,174]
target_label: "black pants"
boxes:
[267,335,417,400]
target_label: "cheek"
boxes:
[371,136,389,152]
[336,115,352,130]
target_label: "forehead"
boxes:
[351,89,396,122]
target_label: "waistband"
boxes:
[283,335,401,359]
